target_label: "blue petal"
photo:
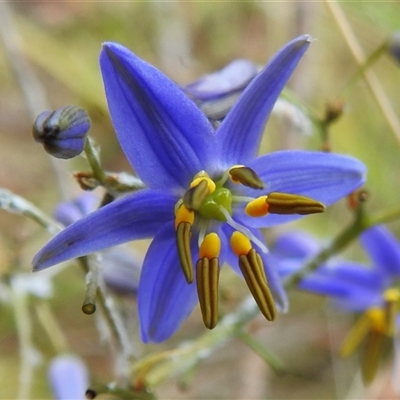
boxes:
[33,189,175,271]
[100,43,216,189]
[48,354,89,400]
[298,263,385,310]
[360,225,400,279]
[273,231,320,259]
[216,35,312,167]
[235,150,366,228]
[138,222,198,343]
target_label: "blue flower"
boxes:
[48,354,89,400]
[273,225,400,384]
[33,35,366,342]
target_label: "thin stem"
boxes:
[0,188,134,359]
[11,279,38,400]
[325,0,400,147]
[84,137,108,184]
[35,301,69,354]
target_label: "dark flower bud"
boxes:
[32,105,90,159]
[387,31,400,64]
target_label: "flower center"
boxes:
[174,165,325,330]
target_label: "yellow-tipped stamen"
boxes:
[245,196,269,217]
[228,165,264,189]
[174,203,195,229]
[190,176,216,194]
[196,257,220,329]
[265,192,325,215]
[339,312,372,358]
[183,179,210,210]
[384,288,400,336]
[230,230,252,257]
[362,330,386,384]
[367,307,387,334]
[176,222,193,283]
[196,233,221,329]
[238,249,276,321]
[175,204,195,283]
[199,232,221,260]
[230,231,276,321]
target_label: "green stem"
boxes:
[344,43,387,95]
[238,331,286,375]
[84,137,108,184]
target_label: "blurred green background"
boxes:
[1,1,400,399]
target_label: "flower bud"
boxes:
[48,354,89,400]
[32,105,90,159]
[387,31,400,64]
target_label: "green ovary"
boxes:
[198,187,232,221]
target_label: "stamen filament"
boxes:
[219,206,268,253]
[196,257,220,329]
[176,222,193,283]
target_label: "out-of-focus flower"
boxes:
[53,193,141,295]
[53,193,99,227]
[387,31,400,65]
[32,105,90,159]
[272,98,313,137]
[183,59,258,121]
[33,35,366,343]
[48,354,89,400]
[273,226,400,385]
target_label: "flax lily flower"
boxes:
[33,35,366,342]
[274,226,400,385]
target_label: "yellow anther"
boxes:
[190,177,216,194]
[175,204,195,229]
[265,192,325,215]
[339,312,372,358]
[199,233,221,260]
[238,249,276,321]
[384,288,400,336]
[366,307,386,334]
[230,231,252,257]
[384,288,400,302]
[362,330,386,384]
[196,257,220,329]
[228,165,264,189]
[245,196,269,217]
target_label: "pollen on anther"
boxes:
[230,231,252,257]
[245,196,269,217]
[190,177,216,194]
[199,233,221,260]
[175,204,195,229]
